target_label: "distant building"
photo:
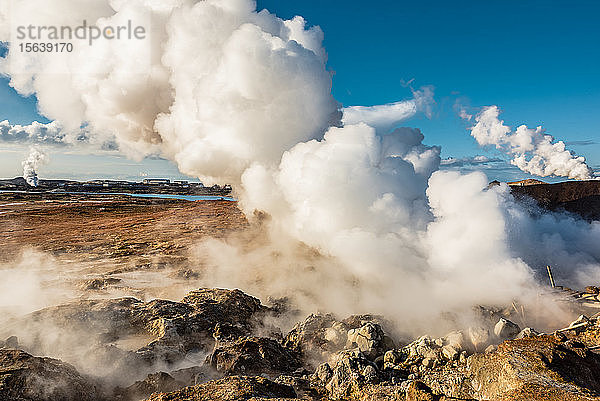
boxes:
[143,178,171,185]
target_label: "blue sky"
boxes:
[0,0,598,181]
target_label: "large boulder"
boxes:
[345,323,386,360]
[467,335,600,401]
[284,314,394,369]
[143,375,296,401]
[207,337,301,376]
[318,350,379,400]
[0,349,104,401]
[493,318,520,340]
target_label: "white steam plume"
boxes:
[1,0,339,182]
[2,0,600,333]
[21,146,48,186]
[470,106,593,180]
[341,86,434,133]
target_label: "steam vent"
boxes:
[1,0,600,400]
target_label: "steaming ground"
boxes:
[1,188,600,394]
[1,0,600,396]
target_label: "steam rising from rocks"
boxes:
[1,0,600,332]
[470,106,593,180]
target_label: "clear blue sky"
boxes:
[0,0,598,181]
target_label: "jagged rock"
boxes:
[405,381,437,401]
[441,345,459,361]
[345,323,386,360]
[566,315,591,331]
[324,322,348,350]
[323,350,379,399]
[443,331,466,351]
[467,327,489,351]
[79,277,122,291]
[114,372,183,401]
[0,349,103,401]
[276,375,323,400]
[384,349,407,369]
[468,335,600,400]
[4,336,18,349]
[207,336,300,376]
[143,375,296,401]
[10,288,271,368]
[283,314,344,365]
[169,366,207,387]
[181,288,266,327]
[515,327,539,339]
[283,314,395,370]
[312,362,333,383]
[484,345,496,354]
[493,318,520,340]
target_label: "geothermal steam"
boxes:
[21,146,47,186]
[2,0,600,327]
[470,106,593,180]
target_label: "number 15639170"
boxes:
[18,42,73,53]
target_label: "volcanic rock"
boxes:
[283,314,345,365]
[467,327,489,351]
[207,336,301,376]
[322,350,379,399]
[0,349,103,401]
[114,372,183,401]
[4,336,18,349]
[345,323,386,360]
[493,318,520,340]
[143,375,296,401]
[467,335,600,400]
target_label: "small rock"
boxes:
[405,380,436,401]
[444,331,466,351]
[484,345,497,354]
[568,315,590,329]
[494,318,520,340]
[5,336,18,349]
[422,357,435,369]
[468,326,489,351]
[313,362,333,383]
[515,327,539,339]
[585,286,600,294]
[442,345,459,361]
[384,349,407,368]
[346,323,385,360]
[362,365,378,384]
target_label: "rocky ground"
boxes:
[2,192,600,400]
[3,285,600,401]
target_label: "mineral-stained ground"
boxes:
[2,191,600,401]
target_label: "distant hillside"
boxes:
[510,180,600,220]
[507,179,547,186]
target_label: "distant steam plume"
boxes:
[21,146,47,186]
[470,106,593,180]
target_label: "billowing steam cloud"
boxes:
[21,146,47,186]
[1,0,600,331]
[341,87,434,133]
[470,106,593,180]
